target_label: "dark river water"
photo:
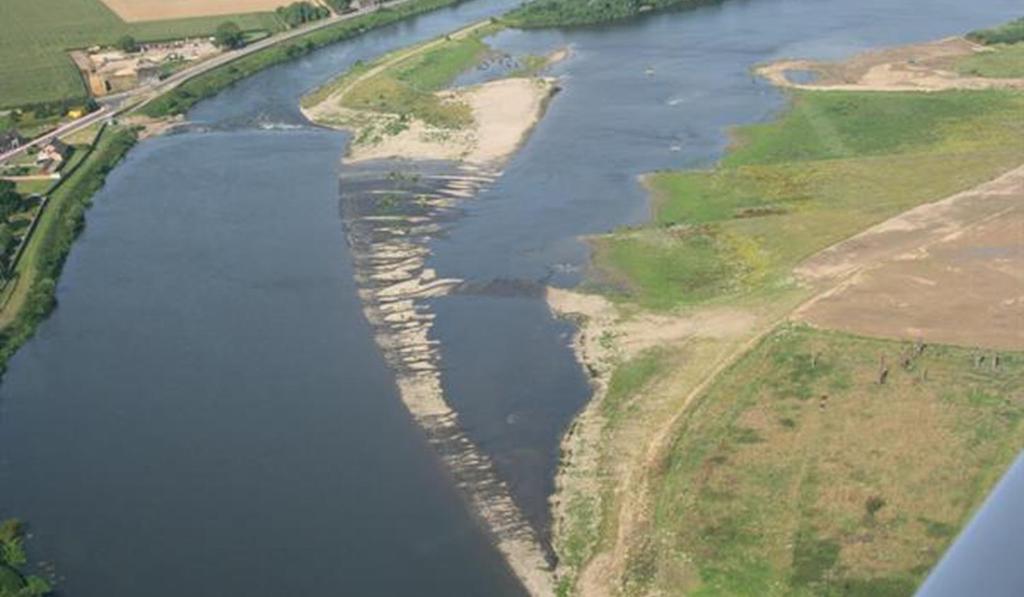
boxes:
[1,0,1021,595]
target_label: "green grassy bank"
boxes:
[593,89,1024,310]
[635,325,1023,595]
[0,124,137,372]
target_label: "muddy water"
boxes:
[0,0,1021,595]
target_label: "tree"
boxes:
[214,22,245,49]
[0,181,21,221]
[116,35,139,53]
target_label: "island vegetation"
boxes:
[0,519,49,597]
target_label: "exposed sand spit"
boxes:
[758,37,1024,92]
[338,77,558,166]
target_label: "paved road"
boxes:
[0,1,409,164]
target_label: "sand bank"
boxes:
[758,37,1024,92]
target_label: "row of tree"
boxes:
[276,1,332,28]
[505,0,717,28]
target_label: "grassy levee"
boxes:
[639,325,1023,595]
[140,0,468,118]
[0,125,137,374]
[593,90,1024,310]
[0,0,284,109]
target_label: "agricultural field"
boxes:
[99,0,291,22]
[0,0,284,108]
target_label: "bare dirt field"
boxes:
[99,0,284,22]
[758,37,1024,92]
[796,165,1024,350]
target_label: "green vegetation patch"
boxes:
[956,44,1024,78]
[603,349,669,424]
[0,0,283,108]
[328,23,500,129]
[967,16,1024,45]
[504,0,716,28]
[635,325,1024,596]
[593,90,1024,310]
[0,519,49,596]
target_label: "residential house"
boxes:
[36,139,71,171]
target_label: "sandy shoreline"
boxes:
[756,36,1024,92]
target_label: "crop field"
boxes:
[100,0,291,22]
[635,325,1024,595]
[592,90,1024,310]
[0,0,283,108]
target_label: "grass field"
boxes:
[956,44,1024,78]
[0,0,283,108]
[632,325,1023,595]
[592,90,1024,310]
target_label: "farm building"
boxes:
[36,139,70,170]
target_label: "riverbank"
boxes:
[551,27,1024,596]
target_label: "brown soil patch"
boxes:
[758,37,1024,92]
[796,165,1024,350]
[99,0,282,22]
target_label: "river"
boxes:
[0,0,1020,595]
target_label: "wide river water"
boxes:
[1,0,1021,595]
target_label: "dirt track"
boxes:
[796,165,1024,350]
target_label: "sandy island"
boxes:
[301,44,565,168]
